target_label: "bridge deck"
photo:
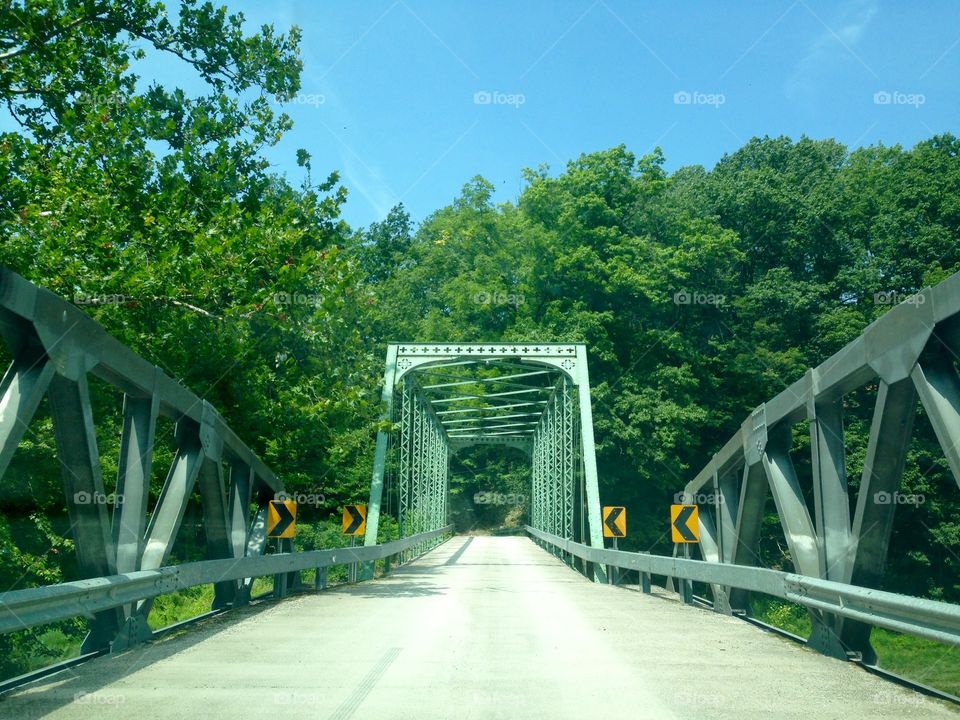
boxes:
[3,536,955,719]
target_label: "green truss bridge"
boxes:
[1,267,960,719]
[362,342,607,582]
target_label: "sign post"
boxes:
[602,506,626,586]
[342,505,367,583]
[670,504,699,603]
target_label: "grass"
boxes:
[751,596,960,697]
[148,575,275,630]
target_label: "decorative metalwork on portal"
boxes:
[364,342,607,580]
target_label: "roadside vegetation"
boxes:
[1,0,957,694]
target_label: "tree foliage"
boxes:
[355,138,960,604]
[2,0,960,680]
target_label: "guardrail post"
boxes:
[315,566,327,590]
[807,613,849,660]
[639,551,651,593]
[609,537,619,585]
[274,539,293,599]
[349,536,358,583]
[680,544,694,604]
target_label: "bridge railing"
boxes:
[0,266,453,660]
[526,526,960,650]
[0,265,287,652]
[0,525,453,637]
[670,270,960,664]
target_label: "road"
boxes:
[2,535,956,719]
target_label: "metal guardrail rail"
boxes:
[0,266,289,652]
[671,270,960,662]
[0,525,453,635]
[526,526,960,649]
[0,266,455,655]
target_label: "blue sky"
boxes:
[244,0,955,229]
[11,1,960,229]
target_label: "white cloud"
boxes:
[342,154,399,221]
[785,0,879,103]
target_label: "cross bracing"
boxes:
[363,343,607,580]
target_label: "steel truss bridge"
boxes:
[0,266,959,718]
[362,342,607,580]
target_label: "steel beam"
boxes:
[912,345,960,490]
[761,423,820,578]
[0,357,55,479]
[840,378,917,663]
[113,392,159,579]
[140,420,203,572]
[362,344,399,577]
[729,462,767,611]
[809,395,851,581]
[47,373,123,651]
[574,346,606,582]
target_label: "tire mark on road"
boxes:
[328,646,401,720]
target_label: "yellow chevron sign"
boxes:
[670,504,699,543]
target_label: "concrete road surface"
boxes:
[2,535,957,719]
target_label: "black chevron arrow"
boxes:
[603,507,625,537]
[344,505,365,534]
[269,500,295,536]
[673,505,697,542]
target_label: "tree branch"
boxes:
[0,13,107,62]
